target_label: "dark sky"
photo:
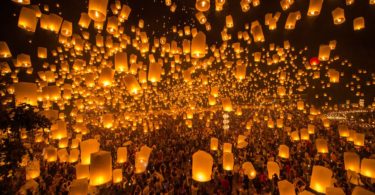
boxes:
[1,0,374,105]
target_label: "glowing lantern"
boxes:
[148,63,163,83]
[119,5,131,21]
[26,160,40,180]
[79,13,91,28]
[208,95,216,106]
[332,7,345,25]
[223,143,232,153]
[191,31,206,58]
[37,47,47,59]
[242,162,256,179]
[76,164,90,179]
[237,135,248,148]
[338,125,349,137]
[61,20,72,37]
[318,45,331,61]
[80,139,100,165]
[0,41,12,58]
[58,149,69,162]
[316,139,329,153]
[69,179,88,195]
[290,131,300,141]
[353,17,365,31]
[124,74,141,95]
[328,69,340,83]
[12,0,30,5]
[88,0,109,22]
[307,0,323,16]
[278,145,289,159]
[352,186,375,195]
[223,152,234,171]
[196,0,210,12]
[135,146,152,173]
[106,16,118,34]
[222,97,233,112]
[18,7,37,32]
[300,128,309,140]
[195,12,207,24]
[14,82,38,106]
[297,101,304,110]
[226,15,234,28]
[117,147,127,163]
[44,146,57,162]
[99,67,114,87]
[310,166,333,194]
[310,57,320,66]
[192,150,213,182]
[277,86,286,96]
[113,169,123,183]
[267,161,280,179]
[16,53,31,67]
[210,137,219,151]
[353,133,365,146]
[344,152,360,173]
[89,151,112,186]
[278,180,296,195]
[69,149,80,163]
[58,137,69,148]
[360,158,375,178]
[115,52,128,73]
[267,119,275,128]
[51,120,67,140]
[326,187,345,195]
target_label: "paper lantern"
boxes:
[297,101,304,110]
[69,149,80,163]
[226,15,234,28]
[102,113,114,129]
[344,152,360,173]
[51,120,67,140]
[191,31,206,58]
[112,169,123,183]
[278,180,296,195]
[76,164,90,179]
[326,187,345,195]
[192,150,213,182]
[58,137,69,148]
[148,63,163,83]
[210,137,218,151]
[99,67,114,87]
[242,162,256,179]
[44,146,57,162]
[196,0,210,12]
[347,130,356,142]
[319,45,331,61]
[276,119,284,128]
[223,152,234,171]
[237,135,248,148]
[223,143,232,153]
[310,166,333,194]
[352,186,375,195]
[0,41,12,58]
[360,158,375,178]
[124,74,141,95]
[332,7,345,25]
[89,151,112,186]
[71,139,80,149]
[78,13,91,28]
[115,52,128,73]
[26,160,40,180]
[278,145,289,159]
[58,149,69,162]
[338,125,349,137]
[88,0,109,22]
[80,139,100,165]
[37,47,47,59]
[307,0,323,16]
[119,5,131,21]
[18,7,37,32]
[290,130,300,141]
[267,119,275,128]
[16,53,31,67]
[267,161,280,179]
[12,0,30,5]
[353,133,365,146]
[14,82,38,106]
[69,179,88,195]
[195,12,207,24]
[117,147,127,163]
[106,16,118,34]
[308,124,315,134]
[222,98,233,112]
[251,24,265,42]
[135,146,152,173]
[61,20,72,37]
[353,17,365,31]
[328,69,340,83]
[316,138,329,154]
[300,128,309,140]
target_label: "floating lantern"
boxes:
[223,143,232,153]
[14,82,38,106]
[222,97,233,112]
[18,7,37,32]
[226,15,234,28]
[26,160,40,180]
[148,63,163,83]
[196,0,210,12]
[353,17,365,31]
[360,158,375,178]
[80,139,100,165]
[210,137,218,150]
[76,164,90,179]
[88,0,109,22]
[278,145,289,159]
[242,162,256,179]
[69,149,80,163]
[290,130,300,141]
[124,74,141,95]
[119,5,131,21]
[117,147,127,163]
[0,41,12,58]
[267,161,280,179]
[99,67,114,87]
[328,69,340,83]
[307,0,323,16]
[344,152,360,173]
[191,31,206,58]
[278,180,296,195]
[58,149,69,162]
[310,166,333,194]
[44,146,57,162]
[318,45,331,61]
[353,133,365,146]
[69,179,88,195]
[192,150,213,182]
[316,138,329,154]
[112,169,123,183]
[223,152,234,171]
[338,125,349,137]
[61,20,72,37]
[89,151,112,186]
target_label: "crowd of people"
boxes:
[1,107,374,195]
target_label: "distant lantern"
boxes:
[18,7,37,32]
[360,158,375,178]
[226,15,234,28]
[99,67,114,87]
[223,152,234,171]
[106,16,118,34]
[278,145,289,159]
[69,179,88,195]
[310,166,333,194]
[267,161,280,179]
[119,5,131,22]
[0,41,12,58]
[318,45,331,61]
[328,69,340,83]
[89,151,112,186]
[344,152,360,173]
[191,31,206,58]
[117,147,127,163]
[267,119,275,128]
[69,149,80,163]
[37,47,47,59]
[135,146,152,173]
[44,146,57,162]
[237,135,248,148]
[113,169,123,183]
[210,137,219,151]
[308,124,315,134]
[76,164,90,179]
[124,74,141,95]
[196,0,210,12]
[88,0,109,22]
[148,63,163,83]
[222,98,233,112]
[316,138,329,154]
[80,139,100,165]
[307,0,323,16]
[195,12,207,24]
[51,120,67,140]
[338,125,349,137]
[297,101,304,110]
[61,20,72,37]
[353,17,365,31]
[278,180,296,195]
[354,133,365,146]
[290,131,300,141]
[332,7,345,25]
[78,13,92,28]
[26,160,40,180]
[242,162,256,179]
[14,82,38,106]
[223,143,232,153]
[102,113,114,129]
[192,150,213,182]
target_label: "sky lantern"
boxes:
[196,0,210,12]
[25,160,40,180]
[61,20,72,37]
[344,152,360,173]
[338,125,349,137]
[353,17,365,31]
[89,151,112,186]
[222,97,233,112]
[58,149,69,162]
[119,5,131,22]
[237,135,248,148]
[242,162,256,179]
[135,146,152,173]
[112,169,123,183]
[69,179,88,195]
[148,63,163,83]
[102,113,114,129]
[318,44,331,61]
[223,143,232,153]
[307,0,323,16]
[44,146,57,162]
[360,158,375,178]
[192,150,213,182]
[14,82,38,106]
[51,120,67,140]
[309,57,320,65]
[88,0,109,22]
[300,128,309,140]
[76,164,90,180]
[117,147,127,163]
[124,74,141,95]
[267,161,280,179]
[12,0,30,5]
[18,7,37,32]
[328,69,340,83]
[99,67,114,87]
[210,137,218,150]
[0,41,12,58]
[191,31,206,58]
[332,7,345,25]
[290,130,300,141]
[310,166,333,194]
[278,180,296,195]
[307,124,315,134]
[226,15,234,28]
[353,133,365,146]
[80,139,100,165]
[278,145,289,159]
[69,149,80,163]
[316,138,329,153]
[223,152,234,171]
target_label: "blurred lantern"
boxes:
[0,41,12,58]
[338,125,349,137]
[290,130,300,141]
[222,152,234,171]
[192,150,213,182]
[148,63,163,83]
[124,74,141,95]
[44,146,57,162]
[88,0,109,22]
[310,166,333,194]
[69,149,80,163]
[223,143,232,153]
[69,179,88,195]
[237,135,248,148]
[278,145,289,159]
[89,151,112,186]
[353,17,365,31]
[278,180,296,195]
[307,0,323,16]
[242,162,256,179]
[267,161,280,179]
[332,7,345,25]
[112,169,123,183]
[135,146,152,173]
[99,67,114,87]
[76,164,90,179]
[353,133,365,146]
[318,45,331,61]
[316,138,329,154]
[328,69,340,83]
[196,0,210,12]
[309,57,320,66]
[344,152,360,173]
[360,158,375,178]
[210,137,219,151]
[222,97,233,112]
[117,147,127,163]
[80,139,100,165]
[102,113,114,129]
[25,160,40,180]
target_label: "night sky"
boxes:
[1,0,375,106]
